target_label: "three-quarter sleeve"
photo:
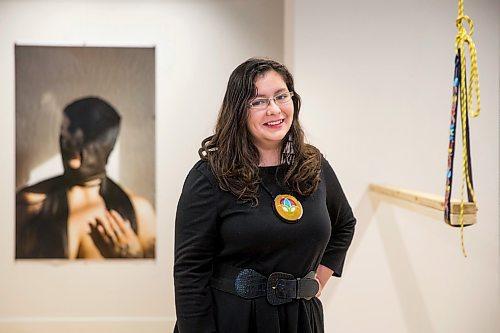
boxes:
[174,163,219,333]
[320,157,356,277]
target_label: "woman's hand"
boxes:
[314,276,323,297]
[315,264,334,298]
[89,210,144,258]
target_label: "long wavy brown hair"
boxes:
[199,58,321,204]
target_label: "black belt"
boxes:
[210,265,319,306]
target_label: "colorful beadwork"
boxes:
[273,194,303,223]
[444,53,461,225]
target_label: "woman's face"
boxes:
[246,70,294,151]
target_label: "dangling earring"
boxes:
[281,134,295,165]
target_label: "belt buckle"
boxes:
[298,271,320,301]
[266,272,295,306]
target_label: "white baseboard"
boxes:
[0,316,176,333]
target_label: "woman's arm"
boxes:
[319,156,357,278]
[174,163,219,333]
[315,264,334,297]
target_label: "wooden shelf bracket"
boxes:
[369,184,477,226]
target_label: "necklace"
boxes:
[260,177,303,224]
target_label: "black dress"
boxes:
[174,157,356,333]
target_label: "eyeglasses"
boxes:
[248,91,294,110]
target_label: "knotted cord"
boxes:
[445,0,481,257]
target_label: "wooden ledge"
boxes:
[369,184,477,226]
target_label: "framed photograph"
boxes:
[15,45,156,260]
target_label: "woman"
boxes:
[174,58,356,332]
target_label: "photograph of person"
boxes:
[173,58,356,332]
[14,45,156,260]
[16,97,156,259]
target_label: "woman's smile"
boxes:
[264,118,285,127]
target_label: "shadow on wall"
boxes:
[321,188,438,333]
[15,92,63,189]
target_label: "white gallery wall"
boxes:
[1,0,498,332]
[0,0,283,332]
[287,0,499,332]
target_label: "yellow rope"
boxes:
[455,0,480,257]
